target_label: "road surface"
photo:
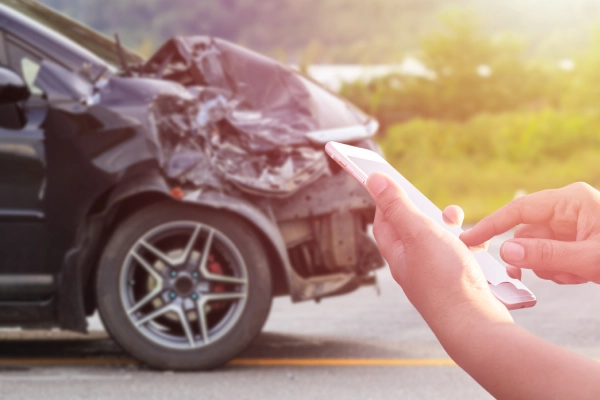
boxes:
[1,230,600,399]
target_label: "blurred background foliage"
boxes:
[341,9,600,221]
[40,0,600,222]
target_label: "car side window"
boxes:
[5,39,43,95]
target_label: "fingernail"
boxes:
[502,242,525,263]
[506,266,518,279]
[367,174,388,196]
[468,245,485,253]
[442,211,457,226]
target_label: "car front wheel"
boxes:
[96,202,272,370]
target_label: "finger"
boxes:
[372,207,388,245]
[507,265,584,285]
[514,223,555,240]
[533,270,587,284]
[373,207,398,247]
[506,265,522,280]
[551,272,588,285]
[374,206,385,225]
[442,205,490,251]
[373,206,409,284]
[372,213,407,275]
[442,205,464,228]
[500,238,598,276]
[460,189,561,247]
[468,239,490,253]
[366,172,433,240]
[533,269,558,281]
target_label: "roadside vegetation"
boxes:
[379,110,600,221]
[342,11,600,222]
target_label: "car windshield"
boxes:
[2,0,144,68]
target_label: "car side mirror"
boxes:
[0,67,30,104]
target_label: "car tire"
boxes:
[96,201,272,370]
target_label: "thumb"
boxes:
[366,172,431,239]
[500,238,599,275]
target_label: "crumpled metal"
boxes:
[143,36,368,197]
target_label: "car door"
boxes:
[0,30,52,299]
[0,121,47,274]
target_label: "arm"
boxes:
[366,174,600,399]
[439,301,600,400]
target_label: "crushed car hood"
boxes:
[143,36,370,149]
[141,36,376,197]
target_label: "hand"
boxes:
[460,182,600,285]
[366,172,510,324]
[367,175,600,400]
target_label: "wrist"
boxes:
[423,291,514,360]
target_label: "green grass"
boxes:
[379,109,600,222]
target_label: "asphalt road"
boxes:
[1,231,600,400]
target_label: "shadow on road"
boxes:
[0,330,412,365]
[241,332,413,359]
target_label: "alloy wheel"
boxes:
[119,221,249,349]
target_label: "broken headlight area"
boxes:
[151,90,328,197]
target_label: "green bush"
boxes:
[380,109,600,222]
[340,10,561,127]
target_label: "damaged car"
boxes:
[0,0,383,370]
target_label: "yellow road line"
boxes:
[0,358,138,366]
[0,358,457,367]
[1,357,599,367]
[229,358,457,366]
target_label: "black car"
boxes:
[0,0,383,370]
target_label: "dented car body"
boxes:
[0,0,383,369]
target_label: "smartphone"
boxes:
[325,141,536,310]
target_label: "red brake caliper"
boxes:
[207,254,227,310]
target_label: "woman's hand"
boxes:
[367,174,600,399]
[460,182,600,285]
[366,172,511,326]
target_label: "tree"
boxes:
[342,9,549,123]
